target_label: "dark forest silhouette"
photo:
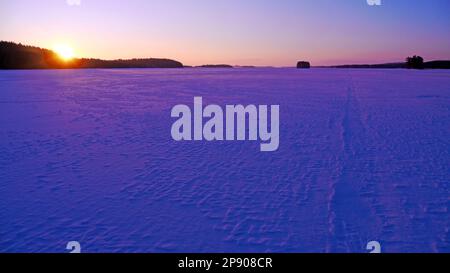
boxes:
[0,41,183,69]
[326,56,450,69]
[297,61,311,69]
[406,55,424,69]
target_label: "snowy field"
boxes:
[0,68,449,253]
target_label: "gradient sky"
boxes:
[1,0,449,66]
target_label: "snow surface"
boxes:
[0,68,449,253]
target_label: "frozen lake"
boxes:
[0,68,449,252]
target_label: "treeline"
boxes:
[197,64,234,68]
[0,41,63,69]
[74,58,183,69]
[327,56,450,69]
[329,63,406,69]
[0,41,183,69]
[423,61,450,69]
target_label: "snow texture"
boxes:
[0,68,449,252]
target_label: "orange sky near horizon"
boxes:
[1,0,449,66]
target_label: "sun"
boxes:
[53,44,75,61]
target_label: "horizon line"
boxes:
[1,40,449,69]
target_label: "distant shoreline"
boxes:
[0,41,183,69]
[3,66,450,71]
[317,60,450,69]
[1,41,449,70]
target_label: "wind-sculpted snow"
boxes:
[0,68,448,252]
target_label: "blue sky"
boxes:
[1,0,449,66]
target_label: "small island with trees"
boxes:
[297,61,311,69]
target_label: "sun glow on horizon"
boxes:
[53,44,75,61]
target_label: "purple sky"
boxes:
[1,0,449,66]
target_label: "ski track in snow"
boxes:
[0,68,449,252]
